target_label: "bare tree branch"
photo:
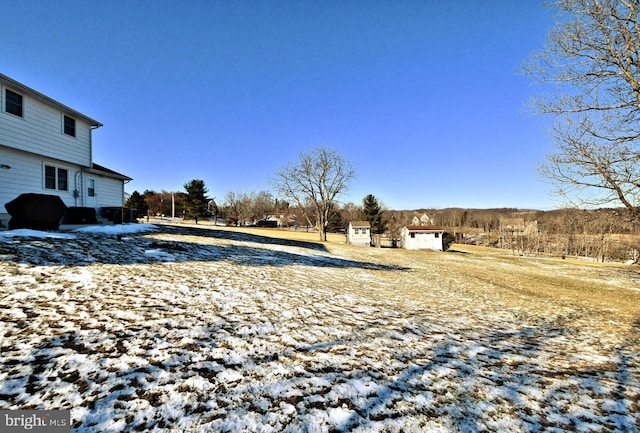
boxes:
[525,0,640,219]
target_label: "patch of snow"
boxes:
[72,223,158,235]
[327,407,356,429]
[144,249,176,261]
[0,229,77,239]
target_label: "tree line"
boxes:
[126,182,388,236]
[123,143,640,261]
[125,147,388,241]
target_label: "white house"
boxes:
[412,213,433,226]
[400,225,445,251]
[348,221,371,246]
[0,74,131,226]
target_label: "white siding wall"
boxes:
[90,175,125,208]
[0,86,92,166]
[348,225,371,246]
[0,146,126,225]
[0,146,80,221]
[400,229,444,251]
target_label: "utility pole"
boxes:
[171,193,175,222]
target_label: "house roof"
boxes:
[405,225,444,231]
[88,163,132,181]
[0,73,103,127]
[350,221,371,227]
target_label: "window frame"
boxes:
[57,167,68,191]
[44,164,69,191]
[87,179,96,197]
[63,114,76,137]
[45,165,57,190]
[4,88,23,118]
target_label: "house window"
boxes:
[410,232,416,238]
[44,164,68,191]
[45,165,56,189]
[57,168,68,190]
[88,179,95,197]
[5,89,23,117]
[435,232,440,238]
[63,115,76,137]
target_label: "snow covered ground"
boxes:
[0,224,638,432]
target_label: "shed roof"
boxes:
[350,221,371,227]
[405,225,444,231]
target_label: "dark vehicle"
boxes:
[255,220,278,228]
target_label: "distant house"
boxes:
[348,221,371,246]
[412,213,433,226]
[499,217,525,234]
[400,225,445,251]
[0,74,131,227]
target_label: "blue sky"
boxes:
[3,1,558,210]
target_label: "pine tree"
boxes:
[325,201,344,233]
[125,191,148,217]
[361,194,386,234]
[183,179,210,220]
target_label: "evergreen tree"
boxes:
[183,179,210,220]
[125,191,148,217]
[325,201,344,233]
[361,194,386,234]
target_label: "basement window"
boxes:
[5,89,23,117]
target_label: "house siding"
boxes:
[0,146,127,224]
[0,85,92,167]
[91,175,125,208]
[0,146,82,222]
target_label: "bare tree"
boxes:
[384,210,408,247]
[145,190,180,218]
[272,147,355,241]
[340,202,362,227]
[524,0,640,218]
[223,191,252,226]
[251,191,276,222]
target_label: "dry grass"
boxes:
[171,222,640,328]
[446,243,640,324]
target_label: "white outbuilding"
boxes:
[400,225,445,251]
[348,221,371,246]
